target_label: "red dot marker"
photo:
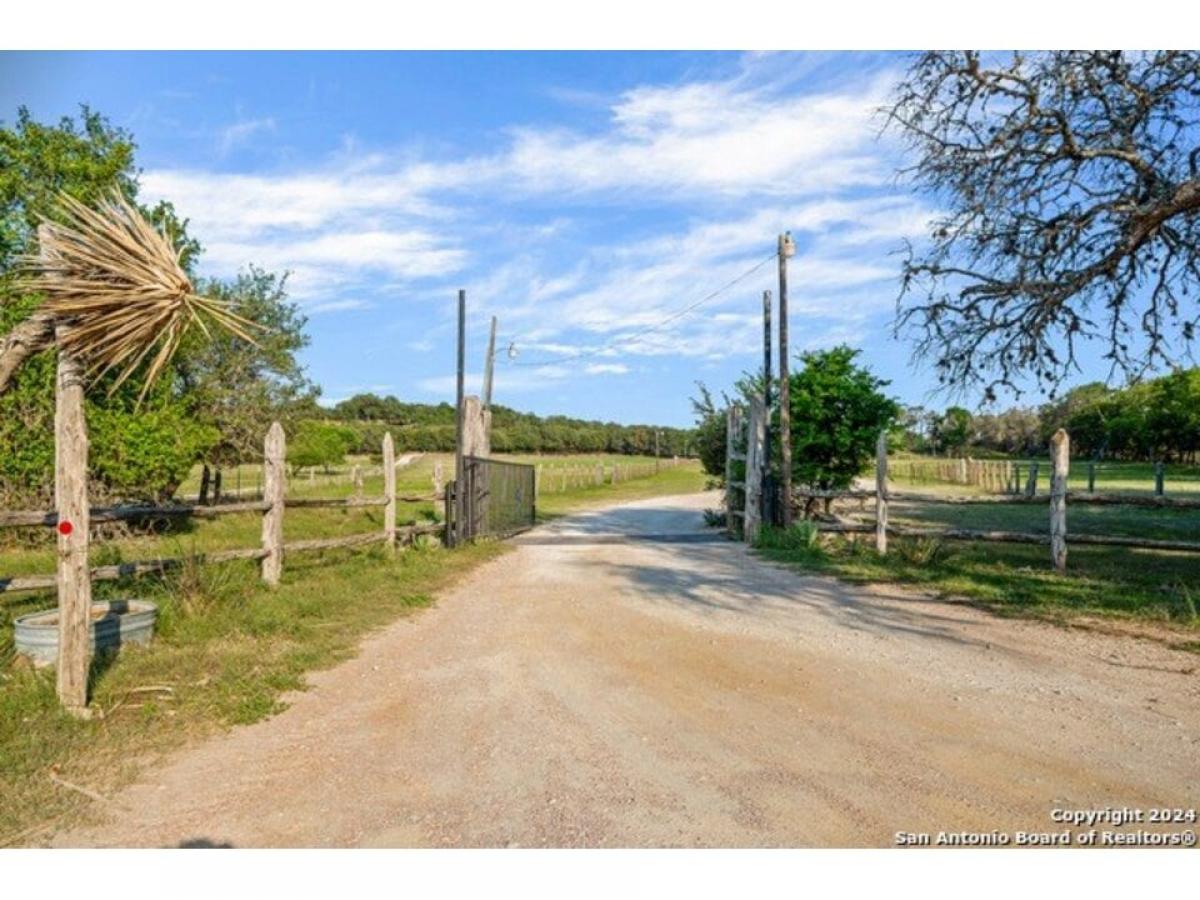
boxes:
[57,520,73,536]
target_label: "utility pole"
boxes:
[453,289,466,546]
[482,315,497,409]
[655,429,661,472]
[777,233,795,527]
[762,289,773,524]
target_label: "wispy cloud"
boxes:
[141,55,926,387]
[217,115,276,155]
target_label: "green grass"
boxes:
[754,497,1200,639]
[534,460,708,519]
[0,539,505,845]
[0,450,707,846]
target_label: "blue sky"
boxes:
[0,51,1114,426]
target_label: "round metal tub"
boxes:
[13,599,158,667]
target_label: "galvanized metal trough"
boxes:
[13,599,158,667]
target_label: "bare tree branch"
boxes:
[886,50,1200,399]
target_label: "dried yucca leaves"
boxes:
[17,189,259,402]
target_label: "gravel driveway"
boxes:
[56,492,1199,847]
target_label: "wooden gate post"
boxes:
[744,396,766,544]
[54,329,92,715]
[1050,429,1069,573]
[382,432,396,552]
[725,405,742,538]
[458,396,489,541]
[1154,461,1165,496]
[875,431,889,555]
[261,422,286,586]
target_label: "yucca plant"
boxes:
[3,188,258,401]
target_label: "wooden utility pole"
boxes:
[761,289,772,524]
[777,233,795,527]
[482,315,497,410]
[1050,429,1069,573]
[54,322,92,715]
[452,289,466,547]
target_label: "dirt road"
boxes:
[57,493,1199,847]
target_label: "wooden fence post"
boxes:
[383,433,396,552]
[1024,462,1039,498]
[261,422,286,586]
[198,464,212,505]
[54,329,92,715]
[1155,462,1165,496]
[433,460,444,499]
[1050,430,1069,573]
[875,431,889,555]
[725,405,741,538]
[352,464,363,499]
[1088,462,1096,493]
[744,396,766,544]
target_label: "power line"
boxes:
[505,251,778,368]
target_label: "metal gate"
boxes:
[448,456,536,544]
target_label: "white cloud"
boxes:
[583,363,630,375]
[140,55,922,367]
[217,116,276,155]
[499,74,893,197]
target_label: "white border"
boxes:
[2,0,1194,51]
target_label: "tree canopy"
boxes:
[786,346,898,490]
[0,105,310,504]
[888,51,1200,399]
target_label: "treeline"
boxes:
[899,368,1200,462]
[325,393,695,457]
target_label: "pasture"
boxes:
[0,454,706,844]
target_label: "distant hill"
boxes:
[323,392,696,456]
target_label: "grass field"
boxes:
[889,454,1200,495]
[0,452,705,845]
[756,488,1200,640]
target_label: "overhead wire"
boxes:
[501,251,779,369]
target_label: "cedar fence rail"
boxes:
[0,424,445,596]
[789,429,1200,569]
[0,423,445,712]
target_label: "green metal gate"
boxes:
[447,456,536,544]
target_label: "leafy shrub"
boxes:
[754,521,822,554]
[894,536,953,566]
[702,508,726,528]
[287,420,355,472]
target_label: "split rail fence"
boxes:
[793,429,1200,572]
[0,423,444,709]
[532,457,684,496]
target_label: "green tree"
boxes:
[0,106,215,504]
[0,106,309,504]
[286,421,355,473]
[932,407,972,456]
[787,346,898,491]
[174,266,316,468]
[690,382,728,479]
